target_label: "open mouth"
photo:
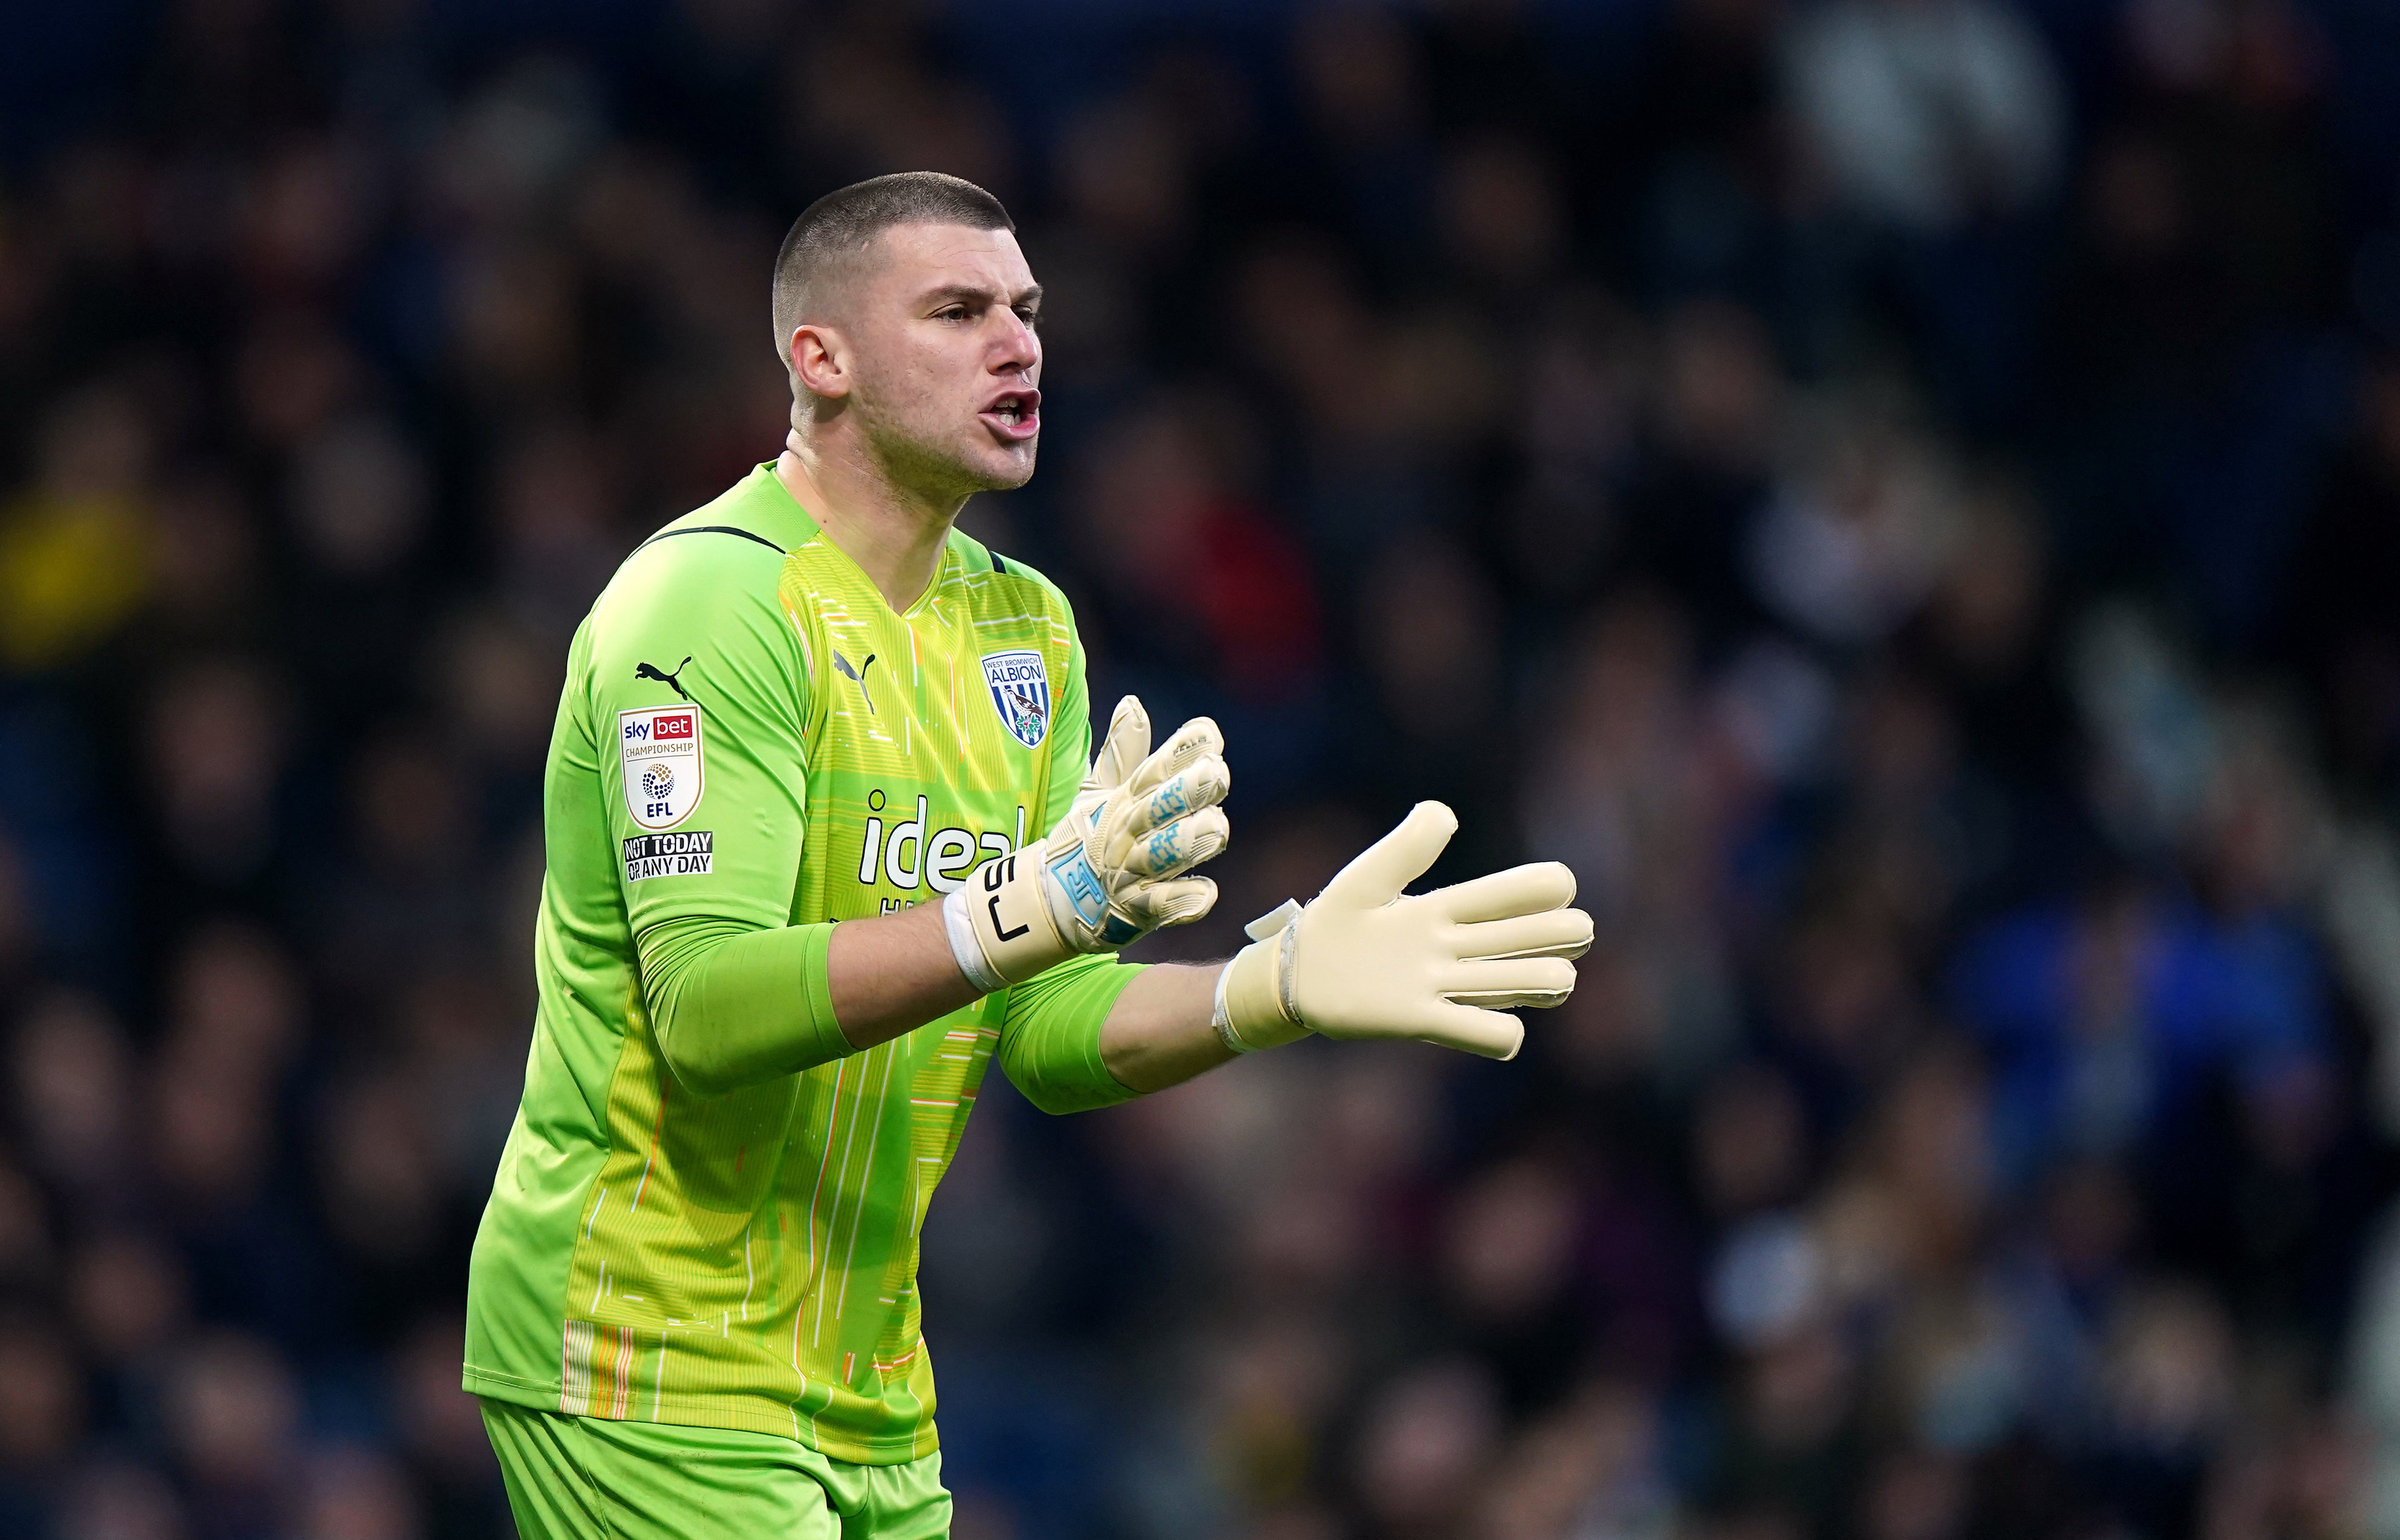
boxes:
[980,388,1041,441]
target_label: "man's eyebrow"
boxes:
[920,282,1044,310]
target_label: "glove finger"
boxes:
[1122,716,1224,798]
[1453,907,1594,962]
[1441,955,1579,1006]
[1410,1001,1527,1061]
[1117,755,1231,843]
[1449,984,1575,1010]
[1126,806,1230,878]
[1091,696,1151,791]
[1321,801,1457,908]
[1434,861,1577,923]
[1128,875,1218,930]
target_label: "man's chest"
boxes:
[802,593,1059,917]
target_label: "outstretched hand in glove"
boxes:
[1212,802,1592,1061]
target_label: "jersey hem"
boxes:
[462,1364,941,1466]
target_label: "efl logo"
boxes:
[618,704,705,830]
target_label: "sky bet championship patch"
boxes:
[622,831,713,882]
[981,650,1050,749]
[619,703,705,829]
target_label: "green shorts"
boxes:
[479,1399,950,1540]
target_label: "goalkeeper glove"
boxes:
[945,695,1230,990]
[1212,801,1590,1060]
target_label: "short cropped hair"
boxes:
[771,172,1015,364]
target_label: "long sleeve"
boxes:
[635,915,850,1096]
[997,952,1144,1114]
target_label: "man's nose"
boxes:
[992,311,1040,372]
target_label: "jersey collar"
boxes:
[735,461,827,554]
[748,462,968,622]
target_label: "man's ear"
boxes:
[790,323,851,400]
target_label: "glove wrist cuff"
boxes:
[1215,928,1308,1053]
[955,851,1073,988]
[942,888,1008,993]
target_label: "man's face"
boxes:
[819,223,1044,497]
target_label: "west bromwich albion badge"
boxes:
[981,650,1050,749]
[620,703,705,829]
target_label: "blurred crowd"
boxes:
[4,0,2400,1536]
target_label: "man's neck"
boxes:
[774,435,960,612]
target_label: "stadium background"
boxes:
[4,0,2400,1535]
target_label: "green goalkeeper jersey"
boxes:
[464,464,1135,1462]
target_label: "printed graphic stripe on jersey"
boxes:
[633,524,788,556]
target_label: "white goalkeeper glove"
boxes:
[1212,802,1590,1060]
[945,695,1230,990]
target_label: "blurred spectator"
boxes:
[1747,391,1965,650]
[144,660,290,889]
[1948,869,2328,1191]
[14,991,137,1199]
[164,1334,298,1537]
[1782,0,2064,237]
[1348,1357,1502,1537]
[1779,0,2066,422]
[0,386,155,676]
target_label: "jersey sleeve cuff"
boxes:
[797,920,846,1064]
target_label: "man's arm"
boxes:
[993,954,1225,1112]
[694,903,1223,1080]
[644,696,1235,1095]
[635,903,986,1100]
[654,793,1590,1101]
[1096,962,1231,1092]
[824,900,985,1047]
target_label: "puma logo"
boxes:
[833,650,879,714]
[635,657,693,700]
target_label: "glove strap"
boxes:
[955,850,1073,988]
[1214,902,1310,1053]
[1275,918,1302,1025]
[1210,963,1249,1054]
[1244,899,1300,941]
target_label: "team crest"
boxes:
[981,650,1051,749]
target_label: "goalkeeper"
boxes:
[463,172,1593,1540]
